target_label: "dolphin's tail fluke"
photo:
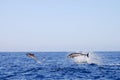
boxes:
[87,53,89,58]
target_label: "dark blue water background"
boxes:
[0,52,120,80]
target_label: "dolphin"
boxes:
[68,52,89,63]
[26,53,41,63]
[68,52,89,58]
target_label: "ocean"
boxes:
[0,52,120,80]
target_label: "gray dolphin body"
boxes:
[26,53,41,63]
[68,52,89,58]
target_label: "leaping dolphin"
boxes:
[68,52,89,58]
[26,53,41,63]
[68,52,89,63]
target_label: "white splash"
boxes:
[36,60,42,64]
[73,52,102,65]
[74,56,88,63]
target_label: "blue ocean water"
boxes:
[0,52,120,80]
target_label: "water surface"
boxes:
[0,52,120,80]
